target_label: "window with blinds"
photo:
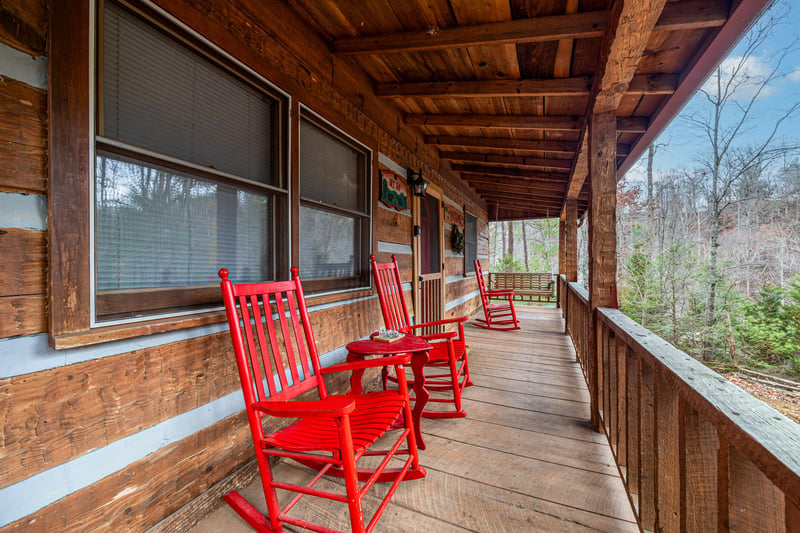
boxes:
[94,1,287,322]
[465,211,478,274]
[299,114,371,291]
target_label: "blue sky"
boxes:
[624,1,800,180]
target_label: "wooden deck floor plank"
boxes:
[423,416,618,475]
[374,464,638,532]
[417,434,637,522]
[468,367,591,400]
[463,385,589,419]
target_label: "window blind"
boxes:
[102,1,276,185]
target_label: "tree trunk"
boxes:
[522,220,529,271]
[507,220,515,259]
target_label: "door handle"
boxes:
[419,276,423,282]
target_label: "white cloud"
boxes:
[701,54,778,101]
[789,66,800,82]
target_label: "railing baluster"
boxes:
[728,445,784,532]
[640,361,656,531]
[681,400,718,531]
[655,374,680,532]
[616,336,627,476]
[626,346,640,517]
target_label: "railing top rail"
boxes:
[566,280,589,304]
[598,307,800,507]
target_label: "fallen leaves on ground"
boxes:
[724,373,800,424]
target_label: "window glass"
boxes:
[465,212,477,274]
[299,206,357,279]
[96,152,272,290]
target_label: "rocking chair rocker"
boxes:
[370,255,471,419]
[473,260,520,330]
[219,267,425,533]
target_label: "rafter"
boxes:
[331,1,727,56]
[461,175,567,193]
[425,136,578,153]
[407,114,648,133]
[332,11,609,55]
[405,114,580,130]
[376,74,676,98]
[438,152,572,172]
[475,191,565,209]
[451,164,566,182]
[655,0,729,32]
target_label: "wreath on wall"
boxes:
[451,225,465,255]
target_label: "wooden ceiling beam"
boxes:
[376,74,675,98]
[331,1,726,57]
[332,10,609,55]
[405,114,581,130]
[475,192,565,210]
[426,135,628,156]
[378,77,592,98]
[462,175,567,193]
[452,164,566,182]
[438,151,572,172]
[425,136,577,153]
[408,114,648,133]
[656,0,729,33]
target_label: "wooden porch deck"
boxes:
[188,307,637,532]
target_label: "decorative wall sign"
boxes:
[379,170,409,211]
[444,203,465,227]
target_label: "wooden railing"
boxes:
[490,272,556,303]
[562,279,800,532]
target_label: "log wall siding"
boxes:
[562,281,800,532]
[0,0,486,530]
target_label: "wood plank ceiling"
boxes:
[286,0,747,221]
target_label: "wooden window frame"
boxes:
[48,0,290,347]
[297,108,373,294]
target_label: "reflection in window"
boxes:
[299,206,356,279]
[95,153,273,291]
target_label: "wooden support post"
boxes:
[558,216,566,309]
[565,199,578,283]
[587,109,618,431]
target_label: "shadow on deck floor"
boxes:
[188,307,637,532]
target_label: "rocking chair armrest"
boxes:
[408,316,468,330]
[418,331,458,341]
[322,354,412,374]
[253,397,355,418]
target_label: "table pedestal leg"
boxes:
[410,351,429,450]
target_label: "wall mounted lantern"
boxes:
[406,168,429,197]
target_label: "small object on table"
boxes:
[346,334,432,450]
[371,327,405,343]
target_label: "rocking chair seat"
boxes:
[425,339,465,363]
[263,391,406,453]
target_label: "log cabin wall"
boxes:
[0,0,486,530]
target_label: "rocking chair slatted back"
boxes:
[474,260,491,309]
[371,256,413,333]
[221,273,326,406]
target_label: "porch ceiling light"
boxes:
[406,168,429,197]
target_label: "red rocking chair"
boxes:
[473,260,520,330]
[219,267,425,533]
[370,255,471,419]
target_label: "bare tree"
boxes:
[680,2,800,355]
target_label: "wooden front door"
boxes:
[413,187,444,334]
